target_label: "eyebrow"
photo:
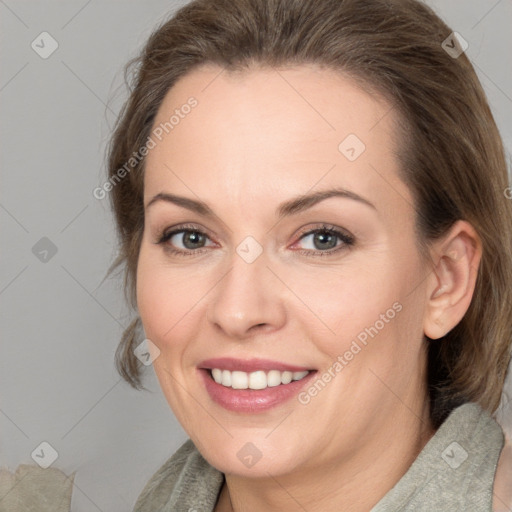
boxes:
[145,187,376,219]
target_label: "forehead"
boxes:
[144,63,412,217]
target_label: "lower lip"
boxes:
[198,368,317,413]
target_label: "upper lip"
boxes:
[198,357,314,373]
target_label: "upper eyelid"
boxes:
[163,223,346,236]
[295,223,352,238]
[159,224,216,245]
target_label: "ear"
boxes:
[423,220,482,340]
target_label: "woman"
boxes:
[106,0,512,510]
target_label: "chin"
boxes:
[195,434,309,478]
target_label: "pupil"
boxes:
[314,231,336,250]
[184,231,204,248]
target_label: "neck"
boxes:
[215,398,435,512]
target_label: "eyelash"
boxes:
[155,223,355,258]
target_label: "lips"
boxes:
[199,367,317,412]
[198,357,314,373]
[197,357,317,412]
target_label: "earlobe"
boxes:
[423,221,482,340]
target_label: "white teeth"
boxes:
[231,371,248,389]
[249,370,267,390]
[221,369,231,387]
[267,370,282,387]
[209,368,310,389]
[281,371,293,385]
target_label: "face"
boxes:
[137,64,431,477]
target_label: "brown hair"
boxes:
[106,0,512,427]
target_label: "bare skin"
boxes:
[136,64,485,511]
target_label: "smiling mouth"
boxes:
[208,368,313,390]
[198,359,318,412]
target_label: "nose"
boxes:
[206,246,287,339]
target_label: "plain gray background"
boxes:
[1,1,511,510]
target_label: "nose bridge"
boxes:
[207,242,285,337]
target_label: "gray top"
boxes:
[133,402,504,511]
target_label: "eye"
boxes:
[292,224,355,257]
[155,222,355,258]
[156,223,215,256]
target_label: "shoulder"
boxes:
[132,439,198,511]
[440,403,505,509]
[493,433,512,512]
[132,438,224,512]
[373,402,505,511]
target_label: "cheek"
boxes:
[290,264,394,338]
[136,245,181,344]
[291,251,422,363]
[136,249,165,335]
[136,244,213,348]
